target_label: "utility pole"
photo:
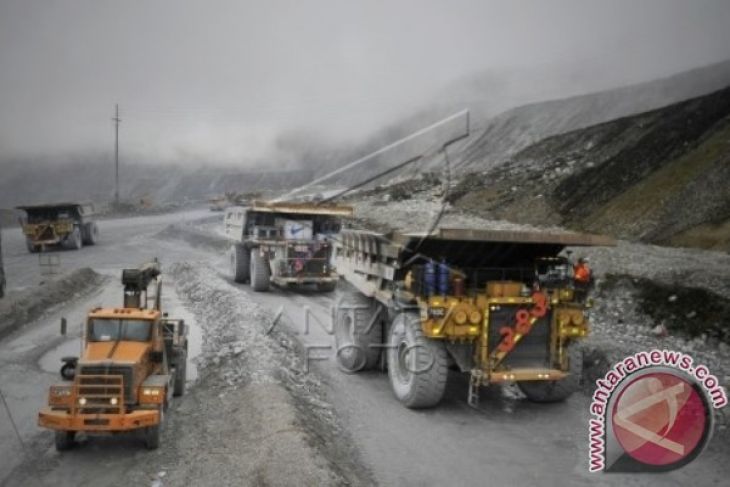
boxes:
[112,104,121,205]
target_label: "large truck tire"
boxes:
[82,222,98,245]
[230,244,250,283]
[387,312,449,408]
[144,406,163,450]
[66,227,83,250]
[518,344,583,403]
[334,290,383,371]
[173,352,187,397]
[250,249,270,292]
[26,238,39,253]
[55,430,75,451]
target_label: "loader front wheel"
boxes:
[230,244,250,283]
[334,290,383,372]
[250,249,270,292]
[54,430,75,451]
[387,312,448,408]
[518,344,583,403]
[145,407,163,450]
[173,353,187,397]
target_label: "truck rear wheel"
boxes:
[82,223,98,245]
[250,249,270,292]
[518,344,583,403]
[387,312,448,408]
[230,244,250,283]
[54,430,75,451]
[334,290,383,371]
[173,352,187,397]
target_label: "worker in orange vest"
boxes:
[574,257,592,284]
[573,257,592,300]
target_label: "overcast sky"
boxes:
[1,0,729,164]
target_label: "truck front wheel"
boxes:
[518,344,583,403]
[26,239,39,253]
[66,227,83,250]
[145,407,163,450]
[334,290,383,372]
[250,249,270,292]
[230,244,250,283]
[173,352,187,397]
[55,430,75,451]
[82,223,98,245]
[387,312,449,408]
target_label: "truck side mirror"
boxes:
[60,317,67,336]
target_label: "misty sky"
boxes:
[1,0,729,165]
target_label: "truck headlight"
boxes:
[110,397,118,406]
[78,397,87,406]
[140,387,165,404]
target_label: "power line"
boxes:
[112,104,122,205]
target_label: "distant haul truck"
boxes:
[38,260,188,450]
[225,200,353,292]
[17,202,98,252]
[333,227,615,408]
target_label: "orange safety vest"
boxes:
[574,263,591,283]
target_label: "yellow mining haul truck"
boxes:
[16,202,98,252]
[334,228,615,408]
[38,260,188,450]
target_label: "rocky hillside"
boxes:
[452,59,730,171]
[450,86,730,250]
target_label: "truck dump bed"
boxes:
[249,200,353,217]
[393,227,616,268]
[336,227,616,300]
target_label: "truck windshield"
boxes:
[88,319,152,342]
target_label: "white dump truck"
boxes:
[225,200,353,292]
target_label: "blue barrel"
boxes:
[438,259,450,295]
[424,260,436,296]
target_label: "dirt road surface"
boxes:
[1,209,728,486]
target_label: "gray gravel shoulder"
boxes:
[119,262,373,487]
[0,268,107,341]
